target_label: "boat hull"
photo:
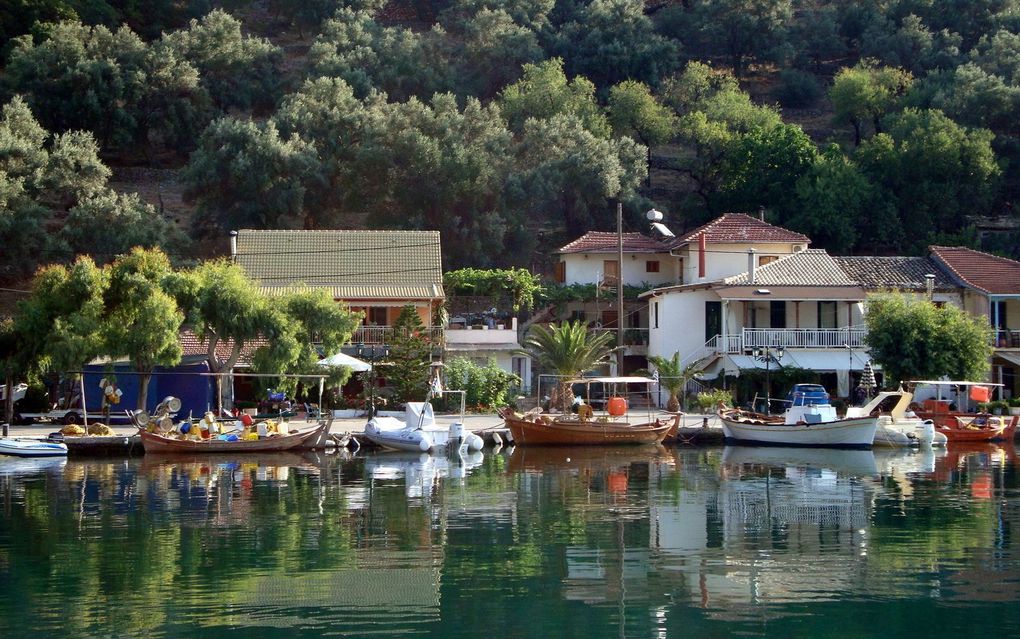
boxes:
[0,438,69,457]
[139,422,329,454]
[499,408,673,446]
[916,412,1017,443]
[719,413,878,449]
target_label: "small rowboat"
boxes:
[138,420,330,454]
[0,437,69,457]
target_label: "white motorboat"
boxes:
[718,384,878,449]
[0,437,69,457]
[846,390,948,448]
[363,402,483,453]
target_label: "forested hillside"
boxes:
[2,0,1020,295]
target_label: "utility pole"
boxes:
[617,201,625,376]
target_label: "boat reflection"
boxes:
[363,450,484,498]
[0,455,67,477]
[721,444,878,477]
[507,444,673,474]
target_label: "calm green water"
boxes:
[1,444,1019,638]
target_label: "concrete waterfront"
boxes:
[2,412,727,452]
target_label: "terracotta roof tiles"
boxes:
[556,231,669,254]
[673,213,810,246]
[930,246,1020,294]
[833,256,954,290]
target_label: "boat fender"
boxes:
[465,432,484,452]
[418,437,431,452]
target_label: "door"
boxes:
[770,301,786,329]
[706,301,722,342]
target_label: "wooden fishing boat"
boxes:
[499,407,674,445]
[501,376,677,446]
[138,420,331,454]
[910,380,1017,443]
[718,385,878,449]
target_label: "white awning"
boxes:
[567,376,657,384]
[724,351,878,373]
[318,352,372,372]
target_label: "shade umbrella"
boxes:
[317,352,372,372]
[860,361,877,396]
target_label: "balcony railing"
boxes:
[350,326,445,345]
[592,327,650,346]
[993,329,1020,348]
[709,328,868,353]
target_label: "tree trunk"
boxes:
[555,380,575,414]
[667,391,680,413]
[138,373,151,414]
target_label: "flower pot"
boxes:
[1010,407,1020,416]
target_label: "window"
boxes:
[646,260,660,273]
[758,255,779,266]
[818,301,837,329]
[554,261,566,283]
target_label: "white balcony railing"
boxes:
[992,329,1020,348]
[743,328,867,350]
[708,328,867,354]
[350,326,444,345]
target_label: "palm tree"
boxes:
[646,352,705,413]
[523,321,616,412]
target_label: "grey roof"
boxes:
[833,256,955,290]
[723,250,855,286]
[234,229,444,300]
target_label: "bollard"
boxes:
[702,416,709,429]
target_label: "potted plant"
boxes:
[1009,398,1020,416]
[989,400,1010,415]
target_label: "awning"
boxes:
[995,352,1020,368]
[723,351,878,373]
[784,351,875,371]
[317,352,372,372]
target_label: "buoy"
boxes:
[607,396,627,416]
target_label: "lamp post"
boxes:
[356,342,390,418]
[752,345,784,414]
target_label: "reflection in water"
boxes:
[0,443,1019,638]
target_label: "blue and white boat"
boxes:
[0,437,69,457]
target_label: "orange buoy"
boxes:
[607,396,627,416]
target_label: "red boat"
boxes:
[911,380,1018,443]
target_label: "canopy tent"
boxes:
[317,352,372,372]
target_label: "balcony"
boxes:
[593,327,649,356]
[350,325,444,345]
[992,329,1020,349]
[711,328,868,354]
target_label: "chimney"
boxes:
[698,232,706,279]
[758,205,765,222]
[230,230,238,262]
[748,248,757,284]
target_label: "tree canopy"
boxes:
[864,293,992,385]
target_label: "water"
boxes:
[1,444,1019,638]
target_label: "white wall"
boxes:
[648,288,719,362]
[561,252,678,287]
[676,242,804,284]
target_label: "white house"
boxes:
[641,214,966,400]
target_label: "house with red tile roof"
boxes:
[930,246,1020,391]
[636,215,983,403]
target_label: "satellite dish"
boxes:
[651,222,675,238]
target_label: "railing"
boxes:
[592,327,650,346]
[742,328,867,350]
[705,328,867,353]
[992,329,1020,348]
[350,326,445,345]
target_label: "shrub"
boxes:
[444,357,520,410]
[775,69,823,107]
[695,388,733,412]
